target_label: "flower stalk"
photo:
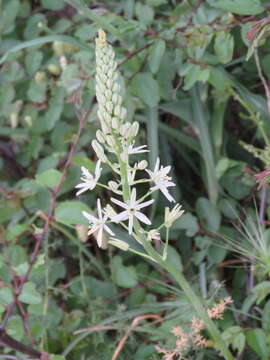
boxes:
[75,29,234,360]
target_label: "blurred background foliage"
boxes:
[2,0,270,359]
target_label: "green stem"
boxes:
[140,238,234,360]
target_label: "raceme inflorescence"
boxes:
[75,29,184,255]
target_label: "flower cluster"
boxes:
[75,29,184,255]
[156,297,233,359]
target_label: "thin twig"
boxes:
[112,314,162,360]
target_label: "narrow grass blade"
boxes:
[191,85,219,204]
[0,35,89,65]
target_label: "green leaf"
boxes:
[43,87,65,131]
[2,0,20,35]
[214,32,234,64]
[262,300,270,331]
[246,329,269,359]
[55,201,92,226]
[252,281,270,304]
[196,197,221,232]
[149,40,166,74]
[131,72,160,107]
[111,256,138,288]
[172,213,199,237]
[41,0,65,10]
[50,356,66,360]
[7,315,24,340]
[167,246,183,271]
[19,282,42,304]
[191,86,218,204]
[0,287,13,306]
[25,51,43,75]
[209,0,264,15]
[35,169,62,188]
[222,326,245,355]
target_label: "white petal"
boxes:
[135,211,151,225]
[128,215,134,234]
[104,224,115,236]
[97,198,103,219]
[82,211,98,223]
[111,197,128,209]
[81,166,92,179]
[111,211,129,223]
[137,198,154,210]
[160,187,175,202]
[97,227,103,247]
[75,185,89,196]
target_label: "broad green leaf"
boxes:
[149,40,166,74]
[196,197,221,232]
[35,169,62,188]
[19,282,42,304]
[55,201,92,226]
[2,0,20,35]
[172,213,199,237]
[214,32,234,64]
[7,315,24,340]
[131,72,160,107]
[246,329,269,359]
[209,0,264,15]
[43,87,65,130]
[0,287,13,306]
[111,256,138,288]
[222,326,245,354]
[25,51,43,75]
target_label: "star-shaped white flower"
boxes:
[75,160,102,196]
[82,198,115,247]
[146,158,175,202]
[111,188,154,234]
[127,142,148,155]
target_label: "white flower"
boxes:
[127,142,148,155]
[164,204,184,228]
[146,157,175,202]
[111,188,154,234]
[75,160,102,196]
[82,199,115,247]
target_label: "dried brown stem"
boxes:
[111,314,162,360]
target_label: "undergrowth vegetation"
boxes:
[2,0,270,359]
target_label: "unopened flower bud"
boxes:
[112,117,119,130]
[138,160,148,170]
[106,135,115,147]
[96,130,106,143]
[108,181,119,191]
[109,238,129,251]
[106,101,114,114]
[92,140,107,162]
